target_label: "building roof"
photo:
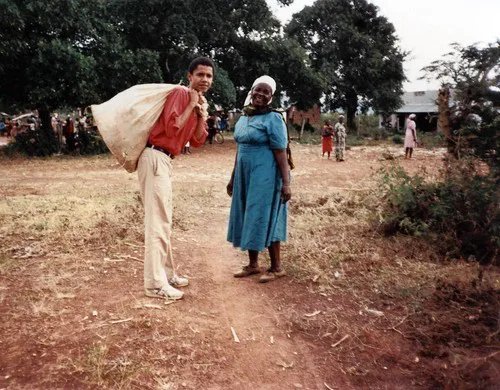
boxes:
[396,90,438,113]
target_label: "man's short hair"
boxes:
[188,56,215,74]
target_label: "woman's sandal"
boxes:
[234,265,261,278]
[259,269,287,283]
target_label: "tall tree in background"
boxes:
[286,0,405,130]
[0,0,322,135]
[108,0,322,110]
[421,41,500,167]
[0,0,162,155]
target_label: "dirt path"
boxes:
[1,140,468,389]
[163,144,331,389]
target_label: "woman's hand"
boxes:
[281,184,291,203]
[226,180,234,197]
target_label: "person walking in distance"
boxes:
[404,113,418,159]
[334,115,347,162]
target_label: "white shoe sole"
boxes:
[144,290,184,300]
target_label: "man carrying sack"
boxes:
[138,57,214,300]
[92,56,214,300]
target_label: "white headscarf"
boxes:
[409,113,416,119]
[243,75,276,106]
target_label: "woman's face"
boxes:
[251,83,273,108]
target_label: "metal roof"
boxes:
[395,90,438,113]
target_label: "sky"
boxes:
[268,0,500,91]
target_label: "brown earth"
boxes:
[0,139,498,389]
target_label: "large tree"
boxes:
[286,0,406,130]
[421,41,500,167]
[0,0,162,155]
[108,0,323,110]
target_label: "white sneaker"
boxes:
[169,275,189,288]
[145,285,184,300]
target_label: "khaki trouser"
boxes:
[137,148,176,289]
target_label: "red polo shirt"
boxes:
[147,86,207,156]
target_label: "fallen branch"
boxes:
[331,334,350,348]
[230,326,240,343]
[119,254,143,263]
[304,310,321,317]
[123,242,144,248]
[109,317,133,324]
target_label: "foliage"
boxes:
[0,0,163,110]
[286,0,405,130]
[392,134,403,144]
[75,130,109,155]
[421,41,500,170]
[11,127,57,157]
[378,164,499,264]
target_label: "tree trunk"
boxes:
[437,87,454,156]
[160,52,173,83]
[299,117,306,140]
[346,90,358,132]
[37,106,58,156]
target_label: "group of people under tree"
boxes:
[118,57,291,300]
[321,116,347,161]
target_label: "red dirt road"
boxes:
[2,140,480,389]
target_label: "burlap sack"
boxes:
[91,83,178,173]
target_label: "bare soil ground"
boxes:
[0,140,498,389]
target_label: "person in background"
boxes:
[321,120,334,159]
[182,141,191,154]
[0,119,6,137]
[219,114,228,133]
[227,75,291,283]
[334,115,347,162]
[404,113,418,159]
[206,113,217,144]
[64,115,76,152]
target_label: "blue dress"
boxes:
[227,111,288,251]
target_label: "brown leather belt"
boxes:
[146,143,175,159]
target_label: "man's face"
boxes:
[188,65,214,93]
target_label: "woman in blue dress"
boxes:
[226,76,292,283]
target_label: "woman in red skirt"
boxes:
[321,120,334,159]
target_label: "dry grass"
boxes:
[0,148,497,389]
[282,164,499,388]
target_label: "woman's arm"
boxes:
[411,121,417,142]
[226,151,238,196]
[272,149,291,202]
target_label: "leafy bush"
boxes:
[378,163,498,264]
[292,122,317,133]
[13,127,57,156]
[392,134,403,144]
[75,129,109,155]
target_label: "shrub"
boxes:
[378,163,499,264]
[392,134,403,144]
[76,129,109,155]
[13,126,57,156]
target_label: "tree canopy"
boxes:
[0,0,162,111]
[0,0,406,123]
[286,0,406,129]
[421,41,499,169]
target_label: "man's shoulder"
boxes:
[165,85,190,104]
[171,85,189,94]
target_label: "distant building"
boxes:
[286,104,321,127]
[381,90,447,132]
